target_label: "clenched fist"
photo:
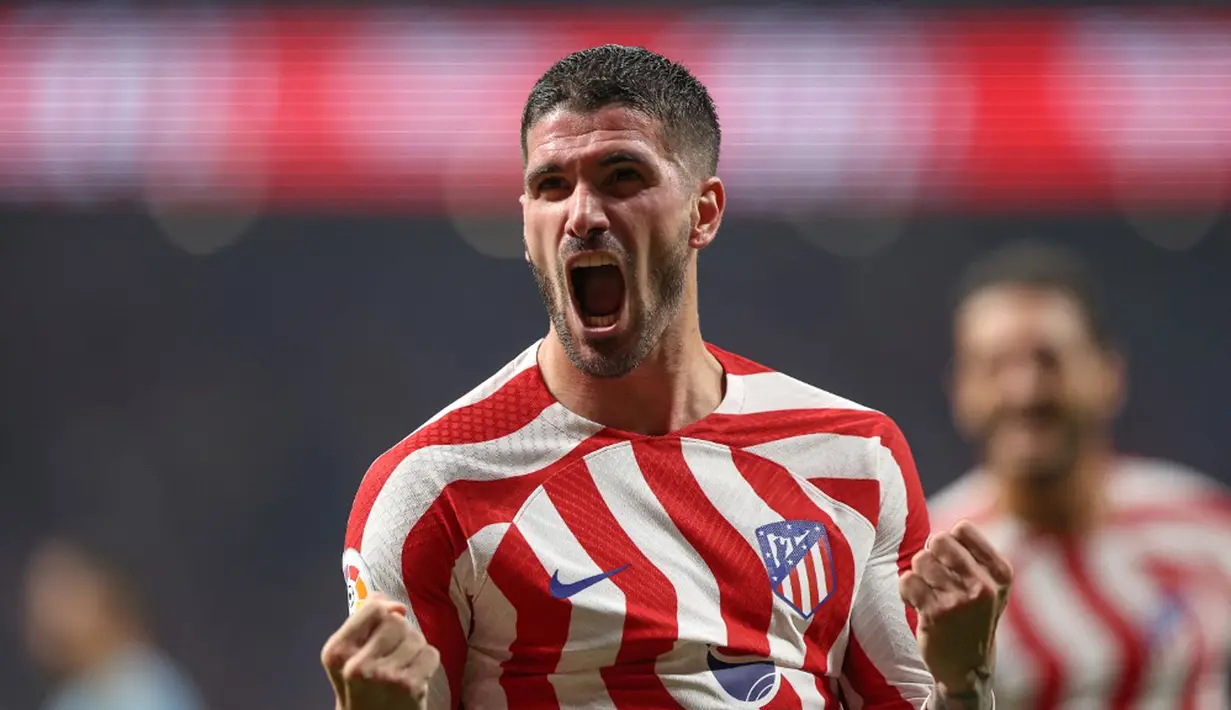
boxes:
[321,594,441,710]
[900,520,1013,702]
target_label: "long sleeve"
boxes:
[838,418,933,708]
[342,440,472,710]
[839,419,995,710]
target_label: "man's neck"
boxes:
[538,320,724,436]
[995,444,1112,537]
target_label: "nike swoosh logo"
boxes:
[549,564,630,599]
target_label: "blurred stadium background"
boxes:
[1,2,1228,708]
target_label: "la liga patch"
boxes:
[342,548,373,616]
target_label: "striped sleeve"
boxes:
[343,441,470,710]
[840,417,934,709]
[338,360,559,710]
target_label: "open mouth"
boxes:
[568,252,626,329]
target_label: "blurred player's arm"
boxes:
[323,453,471,710]
[839,419,1006,710]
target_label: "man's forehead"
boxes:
[959,286,1087,346]
[525,106,666,165]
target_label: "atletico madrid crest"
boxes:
[756,520,836,620]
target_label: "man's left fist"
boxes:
[899,519,1013,695]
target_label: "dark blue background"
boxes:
[2,210,1227,709]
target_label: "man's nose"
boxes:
[564,184,610,240]
[1000,358,1052,407]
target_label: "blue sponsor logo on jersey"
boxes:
[707,647,780,703]
[548,564,629,599]
[756,520,836,620]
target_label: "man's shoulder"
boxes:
[412,340,546,435]
[344,341,578,551]
[1106,457,1231,560]
[1110,455,1230,509]
[109,648,204,710]
[711,343,873,416]
[46,647,203,710]
[400,340,548,441]
[710,345,916,504]
[354,341,561,489]
[717,345,905,444]
[718,344,871,415]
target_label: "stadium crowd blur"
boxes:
[2,1,1229,709]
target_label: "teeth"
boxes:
[574,253,618,269]
[584,314,618,327]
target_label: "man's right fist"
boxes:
[321,594,441,709]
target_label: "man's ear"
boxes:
[690,176,725,250]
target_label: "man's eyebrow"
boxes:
[598,151,648,167]
[524,152,652,189]
[524,162,562,189]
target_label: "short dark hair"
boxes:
[520,44,721,178]
[954,241,1115,349]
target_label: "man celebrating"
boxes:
[322,45,1012,710]
[929,242,1231,709]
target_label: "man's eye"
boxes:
[538,177,566,191]
[611,169,640,182]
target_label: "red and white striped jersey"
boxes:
[342,341,943,709]
[929,457,1231,710]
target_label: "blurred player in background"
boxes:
[321,45,1013,710]
[929,242,1231,709]
[24,537,205,710]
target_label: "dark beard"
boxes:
[529,228,691,379]
[976,403,1088,484]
